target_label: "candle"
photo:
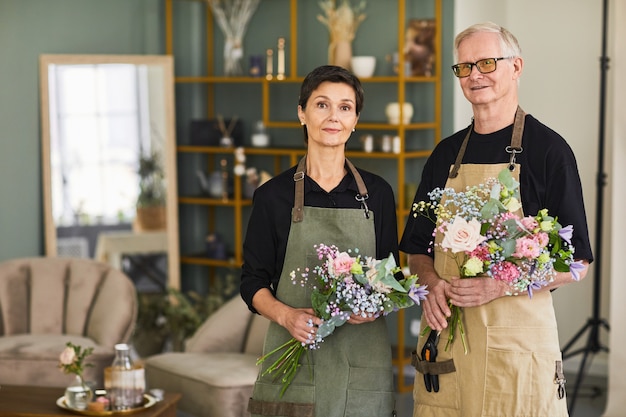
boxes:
[277,38,285,80]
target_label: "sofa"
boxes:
[0,257,137,388]
[144,295,270,417]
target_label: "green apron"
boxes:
[249,157,395,417]
[413,108,569,417]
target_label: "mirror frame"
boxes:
[39,54,180,289]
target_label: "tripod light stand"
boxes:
[561,0,611,413]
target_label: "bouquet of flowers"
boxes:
[256,243,429,397]
[412,168,585,353]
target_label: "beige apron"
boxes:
[412,108,569,417]
[249,156,395,417]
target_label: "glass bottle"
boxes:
[109,343,134,410]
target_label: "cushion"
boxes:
[0,334,114,388]
[0,257,137,389]
[145,352,259,417]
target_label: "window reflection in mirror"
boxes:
[40,55,179,289]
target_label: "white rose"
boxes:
[59,346,76,365]
[441,216,486,253]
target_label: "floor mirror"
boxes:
[39,54,180,289]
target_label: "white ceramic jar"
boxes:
[350,56,376,78]
[385,102,414,125]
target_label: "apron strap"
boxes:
[345,158,371,219]
[449,106,526,178]
[292,155,370,223]
[292,156,307,223]
[506,106,526,171]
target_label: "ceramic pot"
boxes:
[385,102,414,125]
[351,56,376,78]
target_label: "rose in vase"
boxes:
[58,342,94,410]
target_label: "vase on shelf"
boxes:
[64,374,93,410]
[224,35,244,76]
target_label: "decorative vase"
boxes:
[385,102,414,125]
[330,39,352,69]
[224,35,244,76]
[64,375,93,410]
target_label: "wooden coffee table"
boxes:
[0,385,181,417]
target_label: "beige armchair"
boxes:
[0,257,137,388]
[144,295,269,417]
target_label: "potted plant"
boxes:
[135,149,166,231]
[132,273,237,356]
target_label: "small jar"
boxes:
[251,121,269,147]
[362,134,374,153]
[381,135,392,153]
[392,136,401,154]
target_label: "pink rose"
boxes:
[59,346,76,366]
[332,252,355,275]
[441,216,486,253]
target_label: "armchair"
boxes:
[0,257,137,388]
[144,295,269,417]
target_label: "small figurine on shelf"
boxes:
[217,115,238,147]
[249,55,264,77]
[206,233,227,260]
[234,147,246,176]
[317,0,367,69]
[244,167,260,199]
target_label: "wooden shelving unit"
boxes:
[165,0,441,393]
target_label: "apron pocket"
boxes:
[483,326,568,417]
[251,380,315,417]
[345,366,394,417]
[412,334,460,411]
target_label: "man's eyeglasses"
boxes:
[451,57,513,78]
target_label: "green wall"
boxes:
[0,0,164,260]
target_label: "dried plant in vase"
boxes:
[317,0,367,69]
[205,0,261,76]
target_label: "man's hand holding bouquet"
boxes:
[412,168,586,353]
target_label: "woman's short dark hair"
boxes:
[298,65,364,114]
[298,65,364,143]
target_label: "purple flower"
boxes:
[408,284,429,305]
[527,279,548,299]
[558,225,574,244]
[570,260,586,281]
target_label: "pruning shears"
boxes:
[421,329,440,392]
